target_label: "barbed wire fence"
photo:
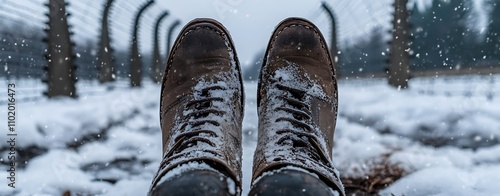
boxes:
[324,0,497,100]
[0,0,498,101]
[0,0,179,98]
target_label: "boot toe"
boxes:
[150,170,235,196]
[267,18,331,65]
[249,169,339,196]
[173,20,231,61]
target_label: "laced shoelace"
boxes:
[273,83,330,165]
[163,85,226,161]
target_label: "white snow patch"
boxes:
[1,74,499,195]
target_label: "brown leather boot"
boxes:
[250,18,345,196]
[149,18,244,196]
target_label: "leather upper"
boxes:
[151,19,244,194]
[253,18,345,196]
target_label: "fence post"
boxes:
[151,11,169,83]
[98,0,116,83]
[160,20,180,79]
[321,2,341,78]
[166,20,181,59]
[129,0,155,87]
[42,0,77,98]
[388,0,411,88]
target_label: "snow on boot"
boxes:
[149,18,244,196]
[250,17,345,196]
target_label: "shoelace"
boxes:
[274,83,330,165]
[163,85,226,161]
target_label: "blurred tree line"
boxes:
[339,0,500,76]
[340,27,387,76]
[0,19,145,79]
[0,22,46,79]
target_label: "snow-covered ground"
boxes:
[336,75,500,195]
[1,75,499,195]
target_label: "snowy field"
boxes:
[1,75,500,195]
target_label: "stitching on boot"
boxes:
[267,23,337,85]
[257,21,343,193]
[160,25,226,122]
[265,23,338,112]
[156,24,242,193]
